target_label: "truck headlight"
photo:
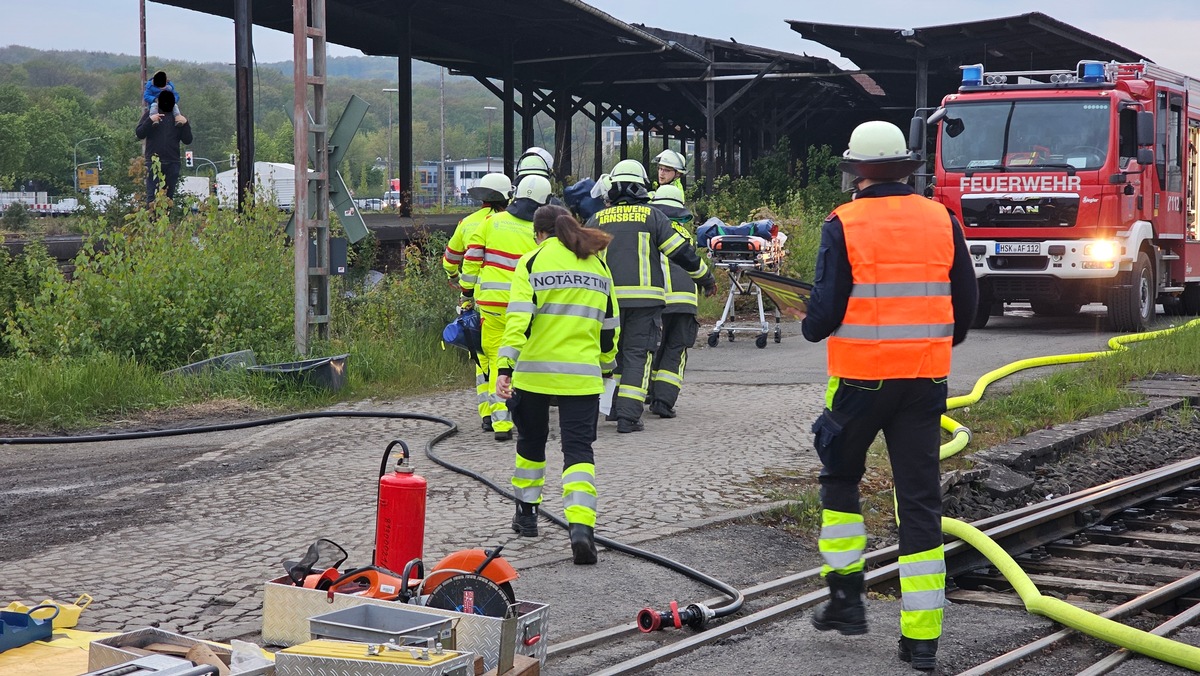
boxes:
[1084,241,1117,261]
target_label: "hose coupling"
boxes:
[953,426,972,443]
[637,601,713,632]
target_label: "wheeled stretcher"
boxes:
[704,230,786,349]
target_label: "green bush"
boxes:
[0,238,43,357]
[1,202,32,231]
[3,197,294,369]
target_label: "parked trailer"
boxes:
[216,161,299,210]
[919,60,1200,331]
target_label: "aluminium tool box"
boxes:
[88,627,274,675]
[276,639,474,676]
[261,576,548,672]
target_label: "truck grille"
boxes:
[986,256,1049,271]
[961,195,1079,227]
[988,276,1063,301]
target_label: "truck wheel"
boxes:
[1030,300,1082,317]
[1182,283,1200,315]
[970,298,991,329]
[1106,251,1154,332]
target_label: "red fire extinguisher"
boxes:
[374,440,427,573]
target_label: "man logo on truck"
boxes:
[997,205,1039,215]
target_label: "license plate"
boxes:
[996,242,1040,255]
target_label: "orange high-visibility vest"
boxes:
[826,194,956,380]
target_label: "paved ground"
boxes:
[0,306,1168,646]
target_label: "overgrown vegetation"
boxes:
[0,196,470,430]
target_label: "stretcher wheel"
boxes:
[707,332,720,348]
[727,330,735,342]
[755,333,768,349]
[774,328,782,343]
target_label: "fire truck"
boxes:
[915,60,1200,331]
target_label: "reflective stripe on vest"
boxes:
[827,194,956,380]
[514,360,602,378]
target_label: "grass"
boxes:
[0,331,472,432]
[760,321,1200,536]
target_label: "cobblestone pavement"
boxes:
[0,312,1133,641]
[0,327,827,640]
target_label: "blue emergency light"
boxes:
[960,64,984,87]
[1080,61,1106,83]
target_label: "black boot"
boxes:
[511,502,538,537]
[569,524,598,565]
[616,418,644,433]
[648,401,676,418]
[810,571,868,635]
[898,637,937,671]
[481,416,493,432]
[494,430,513,441]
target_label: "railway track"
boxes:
[546,455,1200,675]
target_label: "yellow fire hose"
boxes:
[931,318,1200,669]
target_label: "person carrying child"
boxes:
[144,70,181,116]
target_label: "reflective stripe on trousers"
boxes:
[481,311,513,431]
[511,452,546,504]
[819,509,867,575]
[562,462,597,527]
[899,546,945,640]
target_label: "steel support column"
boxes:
[503,55,515,179]
[522,90,535,151]
[641,115,650,168]
[396,9,412,217]
[554,88,572,182]
[593,102,603,178]
[620,109,628,159]
[234,0,254,211]
[705,66,715,194]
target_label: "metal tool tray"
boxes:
[310,604,454,646]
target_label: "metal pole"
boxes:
[383,87,398,197]
[292,0,310,355]
[485,106,496,172]
[234,0,254,211]
[139,0,146,104]
[503,54,515,179]
[439,67,446,208]
[396,7,412,217]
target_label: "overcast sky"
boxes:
[2,1,1199,76]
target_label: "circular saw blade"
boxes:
[423,573,513,617]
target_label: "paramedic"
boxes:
[443,172,514,432]
[646,184,699,418]
[496,205,619,565]
[585,160,716,433]
[651,148,687,192]
[460,175,552,441]
[800,120,977,672]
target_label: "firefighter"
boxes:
[651,148,687,193]
[460,174,552,441]
[496,204,619,565]
[515,147,554,182]
[646,184,699,418]
[586,160,716,433]
[801,120,977,672]
[443,172,513,432]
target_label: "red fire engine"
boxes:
[917,60,1200,330]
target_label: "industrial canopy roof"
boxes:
[151,0,876,141]
[788,12,1151,109]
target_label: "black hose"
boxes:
[0,409,744,622]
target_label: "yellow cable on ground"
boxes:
[942,517,1200,671]
[938,318,1200,459]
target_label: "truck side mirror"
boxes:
[908,116,924,152]
[1137,111,1154,146]
[1137,147,1154,165]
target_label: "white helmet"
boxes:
[610,159,649,186]
[649,183,686,208]
[652,149,687,172]
[838,120,922,181]
[512,175,553,205]
[516,147,554,179]
[466,172,513,203]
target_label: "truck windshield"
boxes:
[940,99,1111,172]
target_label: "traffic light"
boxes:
[229,153,237,168]
[185,151,194,168]
[96,155,102,172]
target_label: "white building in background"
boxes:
[413,157,504,206]
[601,120,696,159]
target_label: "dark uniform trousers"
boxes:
[610,305,662,422]
[510,390,599,472]
[813,377,948,556]
[648,312,698,410]
[146,161,181,203]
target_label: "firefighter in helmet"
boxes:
[443,172,513,432]
[802,120,977,672]
[646,184,699,419]
[515,147,554,182]
[586,159,715,433]
[460,174,553,441]
[651,148,687,193]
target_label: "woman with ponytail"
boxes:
[495,205,619,564]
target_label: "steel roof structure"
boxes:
[788,12,1150,113]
